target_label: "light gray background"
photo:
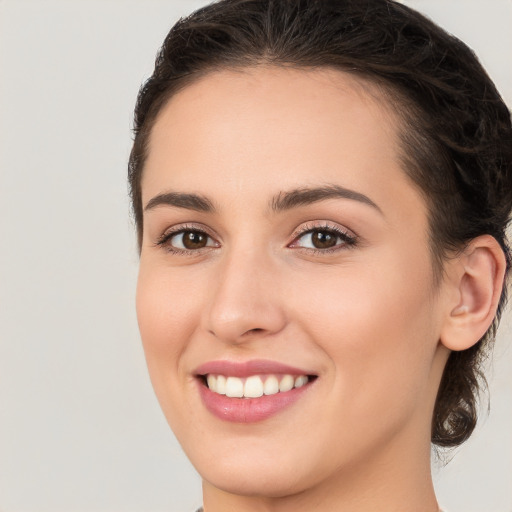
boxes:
[0,1,510,511]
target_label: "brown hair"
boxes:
[129,0,512,447]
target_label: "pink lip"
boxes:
[194,359,316,423]
[197,383,313,423]
[194,359,312,378]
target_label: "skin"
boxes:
[136,66,501,512]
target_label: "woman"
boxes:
[129,1,512,510]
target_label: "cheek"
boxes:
[136,264,202,381]
[293,247,438,414]
[135,263,210,435]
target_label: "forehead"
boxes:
[145,67,399,181]
[147,66,401,154]
[142,66,424,225]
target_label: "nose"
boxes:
[203,248,287,344]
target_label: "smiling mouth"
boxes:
[200,373,316,398]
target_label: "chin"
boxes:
[179,427,335,500]
[200,460,311,499]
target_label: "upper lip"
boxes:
[194,359,315,378]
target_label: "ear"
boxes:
[440,235,507,351]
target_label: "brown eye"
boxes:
[167,230,216,251]
[290,226,356,252]
[182,231,208,249]
[310,230,338,249]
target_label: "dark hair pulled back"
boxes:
[129,0,512,447]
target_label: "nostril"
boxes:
[244,328,264,335]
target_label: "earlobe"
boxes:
[440,235,506,352]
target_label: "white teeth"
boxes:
[263,375,279,396]
[216,375,226,395]
[206,373,310,397]
[207,374,216,391]
[279,374,294,392]
[244,375,264,398]
[295,375,308,388]
[225,376,244,398]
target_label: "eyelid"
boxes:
[155,222,220,253]
[159,222,217,239]
[153,220,357,255]
[288,221,358,251]
[289,220,356,239]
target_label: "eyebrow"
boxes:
[144,184,381,216]
[144,192,215,213]
[270,184,382,214]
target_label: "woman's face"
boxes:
[137,67,451,498]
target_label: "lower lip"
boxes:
[197,380,313,423]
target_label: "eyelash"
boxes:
[155,222,358,256]
[289,222,358,254]
[155,223,218,256]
